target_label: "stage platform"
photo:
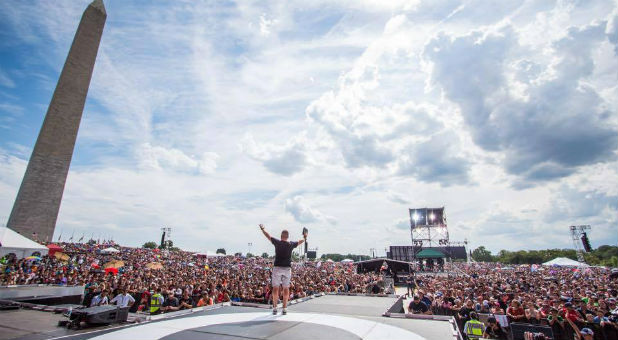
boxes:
[0,285,84,305]
[1,295,459,340]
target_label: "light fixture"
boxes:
[429,213,435,221]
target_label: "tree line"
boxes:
[471,245,618,266]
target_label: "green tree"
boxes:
[143,241,157,249]
[216,248,226,255]
[246,252,254,258]
[471,246,494,262]
[159,240,173,250]
[261,252,269,258]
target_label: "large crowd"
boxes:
[2,242,618,339]
[407,262,618,340]
[0,242,382,313]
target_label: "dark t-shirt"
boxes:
[163,297,178,308]
[459,306,473,320]
[484,325,507,340]
[270,237,298,267]
[409,301,429,313]
[180,296,193,309]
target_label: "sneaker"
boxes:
[272,308,278,315]
[282,309,287,315]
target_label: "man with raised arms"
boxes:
[259,224,307,315]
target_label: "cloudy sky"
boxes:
[0,0,616,256]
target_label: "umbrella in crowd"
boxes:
[54,252,70,262]
[104,267,118,275]
[103,260,125,269]
[146,262,163,270]
[25,256,41,261]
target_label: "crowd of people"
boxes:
[2,242,618,339]
[406,262,617,340]
[0,241,383,314]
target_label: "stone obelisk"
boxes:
[6,0,106,242]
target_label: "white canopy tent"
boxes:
[341,259,354,263]
[100,247,120,254]
[542,257,589,267]
[0,227,49,259]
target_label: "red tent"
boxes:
[46,244,63,257]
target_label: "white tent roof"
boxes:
[100,247,120,253]
[341,258,354,263]
[193,251,225,257]
[0,227,48,259]
[0,227,47,250]
[542,257,589,267]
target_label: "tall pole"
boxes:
[6,0,106,242]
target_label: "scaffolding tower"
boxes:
[569,225,590,263]
[410,207,449,249]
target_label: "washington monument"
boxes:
[6,0,106,242]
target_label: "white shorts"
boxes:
[272,266,292,288]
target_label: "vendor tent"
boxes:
[415,248,446,259]
[46,244,63,256]
[542,257,589,267]
[100,247,120,254]
[0,227,49,259]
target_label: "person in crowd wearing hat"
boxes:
[196,292,213,307]
[418,290,432,307]
[563,302,585,323]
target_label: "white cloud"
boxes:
[0,0,616,256]
[424,21,617,186]
[240,134,308,176]
[387,191,409,204]
[138,143,218,175]
[259,13,278,36]
[284,195,337,225]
